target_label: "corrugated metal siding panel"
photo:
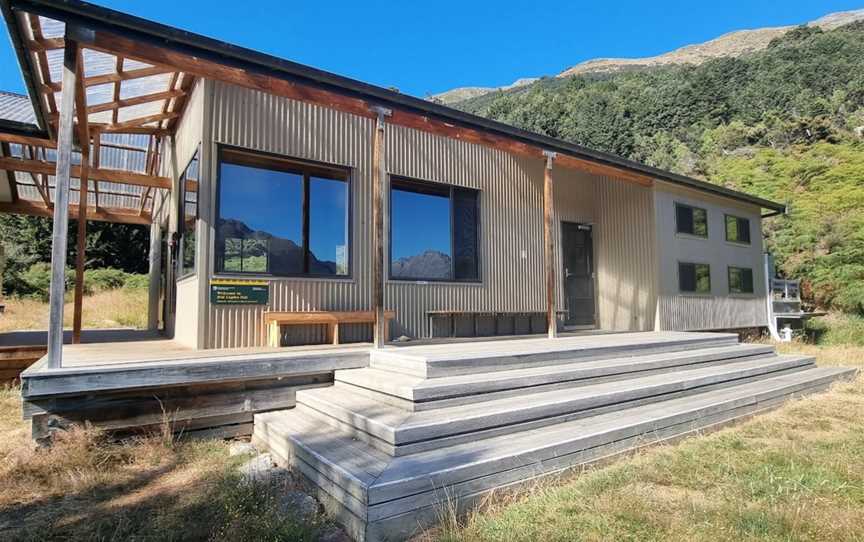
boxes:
[208,83,374,347]
[207,82,548,346]
[658,295,767,330]
[553,169,597,309]
[594,179,657,331]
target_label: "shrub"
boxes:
[18,262,75,301]
[123,274,149,290]
[84,268,129,292]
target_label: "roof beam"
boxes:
[111,56,123,125]
[25,36,64,51]
[0,156,171,189]
[0,199,152,225]
[99,112,180,133]
[44,65,174,91]
[87,89,184,114]
[0,131,56,148]
[26,14,57,114]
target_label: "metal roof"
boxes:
[0,90,36,124]
[0,0,786,212]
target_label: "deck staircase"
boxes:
[252,332,856,541]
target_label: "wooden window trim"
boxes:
[388,176,481,284]
[214,145,352,279]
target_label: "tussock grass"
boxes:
[422,343,864,542]
[0,384,328,541]
[0,288,148,333]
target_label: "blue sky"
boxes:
[1,0,862,98]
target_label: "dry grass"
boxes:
[0,384,329,541]
[0,288,148,333]
[422,341,864,542]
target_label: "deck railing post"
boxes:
[543,150,558,339]
[47,34,81,368]
[371,106,392,348]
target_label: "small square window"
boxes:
[725,215,751,244]
[728,266,754,294]
[679,262,711,294]
[675,203,708,237]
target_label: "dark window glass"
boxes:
[178,149,199,278]
[725,215,751,244]
[728,266,754,294]
[675,203,708,237]
[453,188,479,280]
[215,149,348,277]
[679,262,711,293]
[390,179,480,281]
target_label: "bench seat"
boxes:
[263,310,396,346]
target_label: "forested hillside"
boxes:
[454,23,864,314]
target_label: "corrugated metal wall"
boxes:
[205,82,554,347]
[594,179,658,331]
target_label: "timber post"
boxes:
[47,30,83,367]
[147,221,162,331]
[543,150,558,339]
[72,48,91,345]
[371,106,391,348]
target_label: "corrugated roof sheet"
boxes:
[0,90,37,125]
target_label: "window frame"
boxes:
[677,261,712,295]
[724,214,752,245]
[674,202,709,239]
[727,266,755,295]
[213,145,352,279]
[176,147,200,281]
[388,175,481,284]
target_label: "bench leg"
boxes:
[267,321,282,348]
[328,322,341,345]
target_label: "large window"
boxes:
[390,178,479,282]
[675,203,708,237]
[728,266,754,294]
[725,214,751,244]
[215,148,349,277]
[178,148,199,279]
[678,262,711,294]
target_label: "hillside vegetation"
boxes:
[454,23,864,314]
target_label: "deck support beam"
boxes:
[543,151,558,339]
[147,221,162,331]
[371,106,391,348]
[46,31,82,368]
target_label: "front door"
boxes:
[561,222,595,326]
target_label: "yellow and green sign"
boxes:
[210,279,269,305]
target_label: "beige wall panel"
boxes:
[594,179,657,331]
[552,168,597,313]
[653,181,768,330]
[174,276,199,347]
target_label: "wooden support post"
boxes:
[543,151,558,339]
[147,220,162,331]
[46,34,80,368]
[72,47,90,345]
[371,106,391,348]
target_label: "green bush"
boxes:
[84,268,129,292]
[18,262,70,301]
[123,274,149,290]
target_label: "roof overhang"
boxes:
[1,0,786,213]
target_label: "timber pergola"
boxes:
[0,0,787,357]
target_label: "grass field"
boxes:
[0,383,331,541]
[422,342,864,542]
[0,288,148,333]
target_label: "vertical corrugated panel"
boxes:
[657,295,767,330]
[207,82,548,345]
[208,83,373,347]
[594,179,657,331]
[552,169,597,309]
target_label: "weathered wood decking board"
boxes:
[0,345,47,384]
[20,339,372,441]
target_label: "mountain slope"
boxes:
[431,9,864,105]
[446,21,864,314]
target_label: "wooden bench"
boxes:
[427,310,569,337]
[263,310,396,347]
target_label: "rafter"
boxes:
[44,65,174,92]
[111,56,123,125]
[0,157,171,189]
[87,89,185,115]
[99,112,180,133]
[0,200,152,225]
[27,14,57,114]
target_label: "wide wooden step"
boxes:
[371,331,740,378]
[255,366,856,542]
[298,355,814,455]
[338,343,776,410]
